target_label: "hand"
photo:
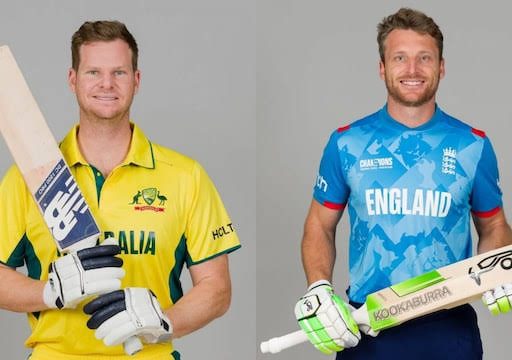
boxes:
[347,304,379,338]
[84,288,172,347]
[482,284,512,315]
[294,280,360,354]
[43,238,125,309]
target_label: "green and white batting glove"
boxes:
[294,280,360,354]
[482,284,512,315]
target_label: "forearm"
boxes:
[302,224,336,285]
[165,279,230,339]
[0,265,48,312]
[165,265,231,338]
[477,223,512,254]
[301,200,342,286]
[474,209,512,254]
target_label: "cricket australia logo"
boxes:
[130,187,167,212]
[441,147,456,175]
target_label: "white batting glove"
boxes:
[482,283,512,315]
[347,303,379,338]
[43,238,125,309]
[84,288,172,347]
[294,280,360,355]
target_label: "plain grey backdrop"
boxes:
[0,0,255,359]
[2,1,512,359]
[257,1,512,360]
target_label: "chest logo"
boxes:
[441,147,456,175]
[129,187,167,212]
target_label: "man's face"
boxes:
[379,29,444,107]
[68,39,140,122]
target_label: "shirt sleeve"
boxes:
[184,162,240,265]
[470,136,503,216]
[0,166,29,267]
[313,130,350,210]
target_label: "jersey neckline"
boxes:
[379,103,443,131]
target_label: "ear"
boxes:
[134,69,141,94]
[68,68,77,93]
[439,58,445,79]
[379,61,385,80]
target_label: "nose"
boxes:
[100,74,114,88]
[405,58,419,75]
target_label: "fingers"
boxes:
[84,289,125,315]
[77,244,121,261]
[81,256,123,270]
[86,293,126,329]
[483,285,512,315]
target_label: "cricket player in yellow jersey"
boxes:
[0,21,240,359]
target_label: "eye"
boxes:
[114,70,126,76]
[86,70,98,76]
[420,54,432,63]
[394,55,405,62]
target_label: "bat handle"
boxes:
[124,336,143,355]
[259,304,371,354]
[260,330,308,354]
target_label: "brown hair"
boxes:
[71,20,138,71]
[377,8,443,62]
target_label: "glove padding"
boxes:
[482,284,512,315]
[84,287,172,347]
[43,238,125,309]
[295,280,360,354]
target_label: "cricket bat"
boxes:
[0,45,142,355]
[261,244,512,354]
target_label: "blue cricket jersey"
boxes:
[313,104,502,303]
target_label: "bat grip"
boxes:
[124,336,143,355]
[260,330,308,354]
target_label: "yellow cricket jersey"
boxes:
[0,123,240,359]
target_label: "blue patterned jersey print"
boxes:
[313,105,502,303]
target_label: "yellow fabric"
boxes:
[0,123,240,357]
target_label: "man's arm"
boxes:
[301,199,343,285]
[473,209,512,254]
[0,265,47,312]
[166,254,232,338]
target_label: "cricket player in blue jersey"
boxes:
[294,8,512,360]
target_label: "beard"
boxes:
[385,73,440,107]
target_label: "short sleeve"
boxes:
[313,130,350,210]
[471,136,502,216]
[184,163,240,265]
[0,166,29,267]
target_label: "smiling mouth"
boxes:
[400,80,424,86]
[93,95,118,101]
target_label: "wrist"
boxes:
[307,279,331,291]
[42,279,59,309]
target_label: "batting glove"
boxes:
[84,288,172,347]
[295,280,360,354]
[43,238,125,309]
[482,284,512,315]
